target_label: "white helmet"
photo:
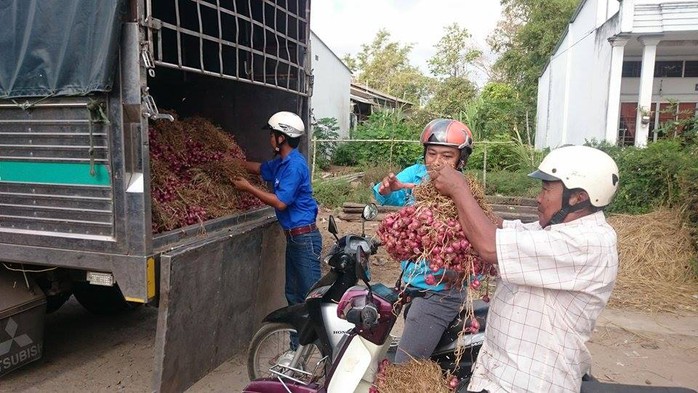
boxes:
[267,111,305,138]
[529,145,619,207]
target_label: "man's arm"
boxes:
[372,165,419,206]
[242,160,261,175]
[430,166,499,264]
[237,180,286,210]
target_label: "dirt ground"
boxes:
[2,207,698,392]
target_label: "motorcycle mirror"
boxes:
[360,203,378,237]
[361,203,378,221]
[328,215,339,241]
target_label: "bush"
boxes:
[311,118,340,170]
[468,135,544,172]
[313,179,373,209]
[332,142,359,166]
[589,140,693,214]
[465,169,540,198]
[334,110,423,168]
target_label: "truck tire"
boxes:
[46,292,72,313]
[72,282,140,315]
[247,322,324,382]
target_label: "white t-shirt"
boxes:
[468,212,618,393]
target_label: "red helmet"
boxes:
[420,119,473,153]
[420,119,474,168]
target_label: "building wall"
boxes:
[536,0,616,149]
[310,31,352,139]
[632,0,698,32]
[540,32,570,149]
[536,68,551,148]
[566,2,614,146]
[536,0,698,149]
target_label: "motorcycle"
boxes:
[245,204,383,386]
[244,204,488,393]
[254,251,697,393]
[244,202,698,393]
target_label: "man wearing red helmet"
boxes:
[373,118,473,363]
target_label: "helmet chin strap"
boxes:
[547,187,591,226]
[272,133,285,156]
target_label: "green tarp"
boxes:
[0,0,126,99]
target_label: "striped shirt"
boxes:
[468,211,618,393]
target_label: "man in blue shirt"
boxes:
[233,112,321,347]
[373,118,474,363]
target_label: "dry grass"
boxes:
[607,209,698,312]
[376,359,456,393]
[412,174,497,222]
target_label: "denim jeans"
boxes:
[285,229,322,348]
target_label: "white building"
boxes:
[309,31,352,139]
[536,0,698,149]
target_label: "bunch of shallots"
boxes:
[376,176,498,281]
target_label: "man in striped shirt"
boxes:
[430,145,620,393]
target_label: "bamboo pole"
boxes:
[483,145,488,190]
[311,138,317,181]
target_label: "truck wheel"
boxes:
[46,292,72,313]
[72,282,140,315]
[247,322,324,382]
[34,276,72,314]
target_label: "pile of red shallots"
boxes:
[149,113,265,233]
[376,176,498,281]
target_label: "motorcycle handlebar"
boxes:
[345,303,379,330]
[370,238,381,254]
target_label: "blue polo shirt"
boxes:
[372,163,451,292]
[260,149,318,230]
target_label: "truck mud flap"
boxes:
[152,218,286,392]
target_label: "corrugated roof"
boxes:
[350,82,414,106]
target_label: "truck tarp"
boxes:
[0,0,126,99]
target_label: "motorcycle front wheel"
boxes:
[247,322,325,382]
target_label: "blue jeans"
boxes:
[285,229,322,348]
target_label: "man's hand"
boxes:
[232,177,252,192]
[429,165,468,197]
[378,173,416,195]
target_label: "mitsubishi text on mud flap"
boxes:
[0,1,312,391]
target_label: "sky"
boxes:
[310,0,503,86]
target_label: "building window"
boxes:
[622,61,641,77]
[684,61,698,77]
[654,61,683,77]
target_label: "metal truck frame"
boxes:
[0,1,312,391]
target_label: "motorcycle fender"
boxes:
[327,336,372,393]
[262,303,308,329]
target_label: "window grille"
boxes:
[149,0,309,95]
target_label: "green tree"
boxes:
[342,54,357,73]
[428,23,482,79]
[425,23,482,118]
[345,29,430,104]
[426,77,478,118]
[475,82,528,141]
[488,0,578,137]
